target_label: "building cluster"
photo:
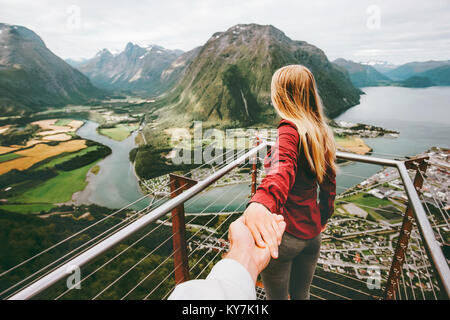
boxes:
[319,214,436,293]
[333,121,399,138]
[189,235,229,254]
[317,148,450,294]
[419,149,450,208]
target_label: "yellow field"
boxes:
[0,140,87,175]
[33,119,84,140]
[0,140,43,154]
[38,129,72,136]
[336,136,372,155]
[0,146,19,155]
[42,133,72,141]
[10,140,45,149]
[0,125,11,134]
[32,119,83,132]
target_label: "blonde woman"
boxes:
[243,65,337,300]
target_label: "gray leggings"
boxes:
[261,232,321,300]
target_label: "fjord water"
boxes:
[335,86,450,190]
[336,86,450,155]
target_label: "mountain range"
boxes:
[4,22,448,124]
[0,23,103,116]
[70,43,185,94]
[334,58,450,88]
[68,24,362,125]
[333,58,391,87]
[385,60,450,82]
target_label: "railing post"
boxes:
[251,137,260,197]
[383,157,428,300]
[169,173,197,285]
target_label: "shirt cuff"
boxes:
[207,258,256,300]
[249,191,277,213]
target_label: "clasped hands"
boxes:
[226,202,285,283]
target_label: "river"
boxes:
[75,87,450,212]
[73,121,149,210]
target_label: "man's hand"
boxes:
[243,202,283,259]
[227,215,286,283]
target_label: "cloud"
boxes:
[0,0,449,64]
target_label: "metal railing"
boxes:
[5,142,450,300]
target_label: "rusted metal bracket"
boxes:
[250,137,260,197]
[384,156,429,300]
[169,173,198,285]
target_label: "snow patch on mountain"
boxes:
[129,68,143,82]
[139,51,150,59]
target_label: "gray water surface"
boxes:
[73,121,148,210]
[335,86,450,190]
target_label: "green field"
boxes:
[39,146,98,169]
[99,124,138,142]
[339,193,403,222]
[375,206,403,220]
[0,153,22,163]
[11,161,99,205]
[54,119,73,126]
[0,140,110,214]
[0,203,56,214]
[342,193,393,208]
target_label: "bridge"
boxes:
[1,139,449,300]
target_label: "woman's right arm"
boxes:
[244,123,300,258]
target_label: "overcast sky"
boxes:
[1,0,449,64]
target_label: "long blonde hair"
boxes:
[271,65,336,183]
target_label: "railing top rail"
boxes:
[335,151,400,167]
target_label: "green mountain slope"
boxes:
[416,65,450,86]
[400,76,435,88]
[0,23,103,116]
[333,58,391,87]
[386,60,450,81]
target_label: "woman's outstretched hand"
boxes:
[227,215,286,283]
[243,202,284,259]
